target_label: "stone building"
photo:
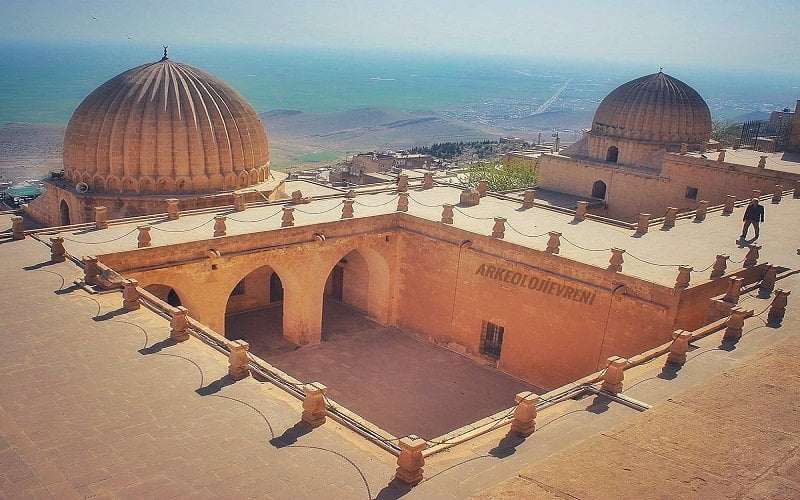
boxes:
[24,52,286,226]
[537,72,800,219]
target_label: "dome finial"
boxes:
[161,45,169,61]
[659,67,663,73]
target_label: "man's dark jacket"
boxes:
[743,204,765,222]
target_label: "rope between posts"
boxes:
[624,252,686,268]
[407,195,442,208]
[690,262,716,273]
[59,227,139,244]
[228,208,284,223]
[560,235,611,252]
[294,201,344,215]
[504,221,549,239]
[353,195,400,208]
[150,218,215,233]
[452,206,494,220]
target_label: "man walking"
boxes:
[741,198,765,239]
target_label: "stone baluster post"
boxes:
[170,306,190,342]
[794,180,800,199]
[743,244,761,267]
[233,192,246,212]
[137,225,151,248]
[522,189,535,209]
[710,254,729,278]
[50,236,66,263]
[768,289,791,324]
[291,190,303,204]
[574,201,588,222]
[11,216,24,240]
[636,213,651,234]
[213,216,226,237]
[396,192,409,212]
[608,248,625,272]
[83,255,100,286]
[601,356,628,393]
[667,330,692,365]
[422,172,433,189]
[760,265,778,293]
[395,435,427,485]
[772,184,783,204]
[441,204,454,224]
[695,200,709,221]
[227,340,250,380]
[166,199,180,220]
[510,391,539,437]
[723,277,744,304]
[94,206,108,230]
[674,266,692,289]
[491,217,506,239]
[341,200,354,219]
[724,307,747,341]
[122,278,140,311]
[757,156,767,169]
[281,207,295,227]
[717,150,726,162]
[301,382,328,427]
[663,207,678,228]
[397,174,409,192]
[546,231,561,254]
[722,195,736,215]
[477,179,488,197]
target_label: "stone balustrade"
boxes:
[600,356,628,393]
[510,391,539,437]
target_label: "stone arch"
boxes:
[209,173,224,191]
[606,146,619,163]
[106,176,121,193]
[249,169,259,186]
[81,172,93,186]
[224,172,239,190]
[592,180,607,200]
[238,172,249,188]
[157,177,175,194]
[59,199,71,226]
[139,176,156,194]
[91,174,106,192]
[143,284,183,307]
[175,176,191,193]
[121,177,138,194]
[322,244,392,325]
[193,174,210,193]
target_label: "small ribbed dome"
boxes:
[63,56,269,194]
[590,72,711,145]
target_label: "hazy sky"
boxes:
[1,0,798,73]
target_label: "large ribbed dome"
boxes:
[63,55,269,194]
[590,72,711,145]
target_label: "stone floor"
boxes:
[226,300,539,440]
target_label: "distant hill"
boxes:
[731,111,770,123]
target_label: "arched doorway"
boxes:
[606,146,619,163]
[224,265,290,353]
[59,200,71,226]
[322,247,391,339]
[592,180,607,200]
[144,284,183,307]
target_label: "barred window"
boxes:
[480,321,504,358]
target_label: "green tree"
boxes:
[465,161,538,191]
[711,118,743,145]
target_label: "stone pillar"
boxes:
[170,306,190,342]
[396,192,409,212]
[290,190,303,205]
[122,278,140,311]
[137,226,151,248]
[574,201,588,222]
[717,150,726,162]
[710,254,729,278]
[94,206,108,230]
[166,199,180,220]
[522,189,535,209]
[636,213,651,234]
[422,172,434,189]
[794,180,800,199]
[722,195,736,215]
[752,189,762,199]
[722,277,744,304]
[667,330,692,365]
[724,306,747,341]
[608,248,625,273]
[772,184,783,204]
[395,435,427,485]
[760,265,778,292]
[227,340,250,380]
[680,143,688,154]
[768,289,791,324]
[213,216,226,237]
[695,200,709,221]
[341,200,354,219]
[301,382,328,427]
[510,391,539,437]
[477,179,488,197]
[397,174,409,192]
[10,216,24,240]
[441,204,454,224]
[600,356,628,393]
[233,192,246,212]
[546,231,561,254]
[50,236,66,263]
[743,244,761,267]
[83,255,100,286]
[758,156,767,169]
[281,207,295,227]
[663,207,678,228]
[491,217,506,239]
[675,266,692,289]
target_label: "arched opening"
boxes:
[591,180,607,200]
[224,265,290,353]
[606,146,619,163]
[59,200,71,226]
[144,284,183,307]
[322,247,391,339]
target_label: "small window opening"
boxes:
[480,321,505,358]
[685,187,699,200]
